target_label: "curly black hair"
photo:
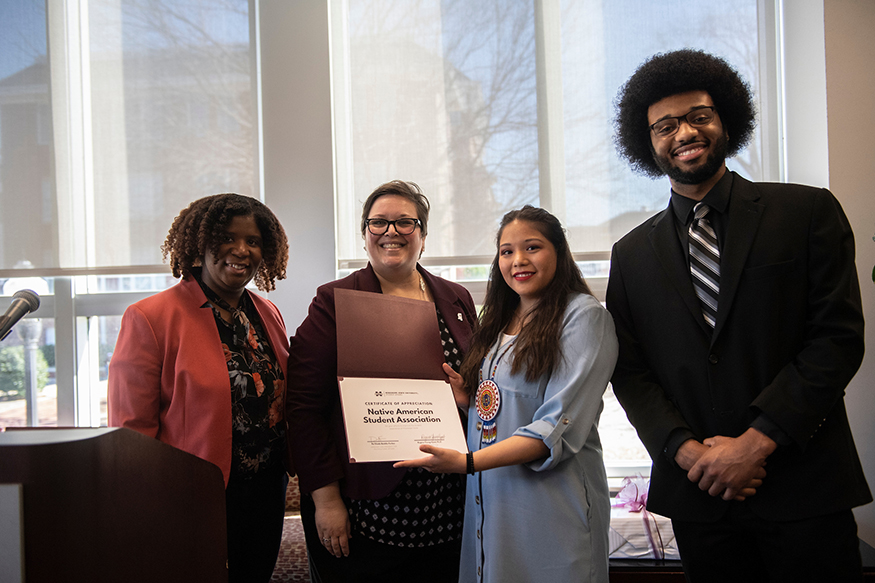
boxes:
[614,49,757,177]
[161,193,288,292]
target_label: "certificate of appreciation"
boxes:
[334,288,469,462]
[338,377,468,462]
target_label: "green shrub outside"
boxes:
[39,344,55,368]
[0,346,49,400]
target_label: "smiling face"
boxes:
[498,219,557,310]
[201,214,263,307]
[648,90,728,197]
[364,195,425,279]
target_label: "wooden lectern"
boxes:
[0,427,228,583]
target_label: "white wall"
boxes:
[824,0,875,546]
[259,1,337,333]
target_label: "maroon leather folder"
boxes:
[335,288,446,381]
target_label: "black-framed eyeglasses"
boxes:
[365,218,422,236]
[649,106,717,138]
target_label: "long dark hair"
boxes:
[459,206,592,391]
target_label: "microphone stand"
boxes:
[18,317,43,427]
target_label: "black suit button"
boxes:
[708,354,719,364]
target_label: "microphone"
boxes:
[0,289,41,341]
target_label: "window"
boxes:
[0,0,257,427]
[1,0,786,479]
[330,0,769,472]
[333,0,767,264]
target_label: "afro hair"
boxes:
[614,49,756,177]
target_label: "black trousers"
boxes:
[225,467,289,583]
[300,493,462,583]
[672,503,863,583]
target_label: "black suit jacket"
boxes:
[606,171,871,522]
[287,263,477,500]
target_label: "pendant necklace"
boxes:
[476,337,514,445]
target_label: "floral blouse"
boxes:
[196,272,286,480]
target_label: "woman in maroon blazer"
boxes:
[109,193,290,583]
[288,181,477,582]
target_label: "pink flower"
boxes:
[613,474,649,512]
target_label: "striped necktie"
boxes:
[689,203,720,328]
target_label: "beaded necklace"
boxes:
[475,338,515,445]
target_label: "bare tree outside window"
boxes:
[337,0,539,260]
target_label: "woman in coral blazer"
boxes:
[109,193,290,583]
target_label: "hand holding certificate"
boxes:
[335,289,468,462]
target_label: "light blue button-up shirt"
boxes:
[460,293,618,583]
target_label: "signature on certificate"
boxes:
[367,436,398,446]
[414,433,447,444]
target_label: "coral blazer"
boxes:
[108,276,290,486]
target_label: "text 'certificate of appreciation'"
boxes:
[338,376,468,462]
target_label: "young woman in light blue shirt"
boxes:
[397,205,618,583]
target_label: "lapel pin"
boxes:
[457,313,464,321]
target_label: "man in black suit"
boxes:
[606,49,871,582]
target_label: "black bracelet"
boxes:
[466,451,475,475]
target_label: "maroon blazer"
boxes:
[287,263,477,499]
[109,276,290,486]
